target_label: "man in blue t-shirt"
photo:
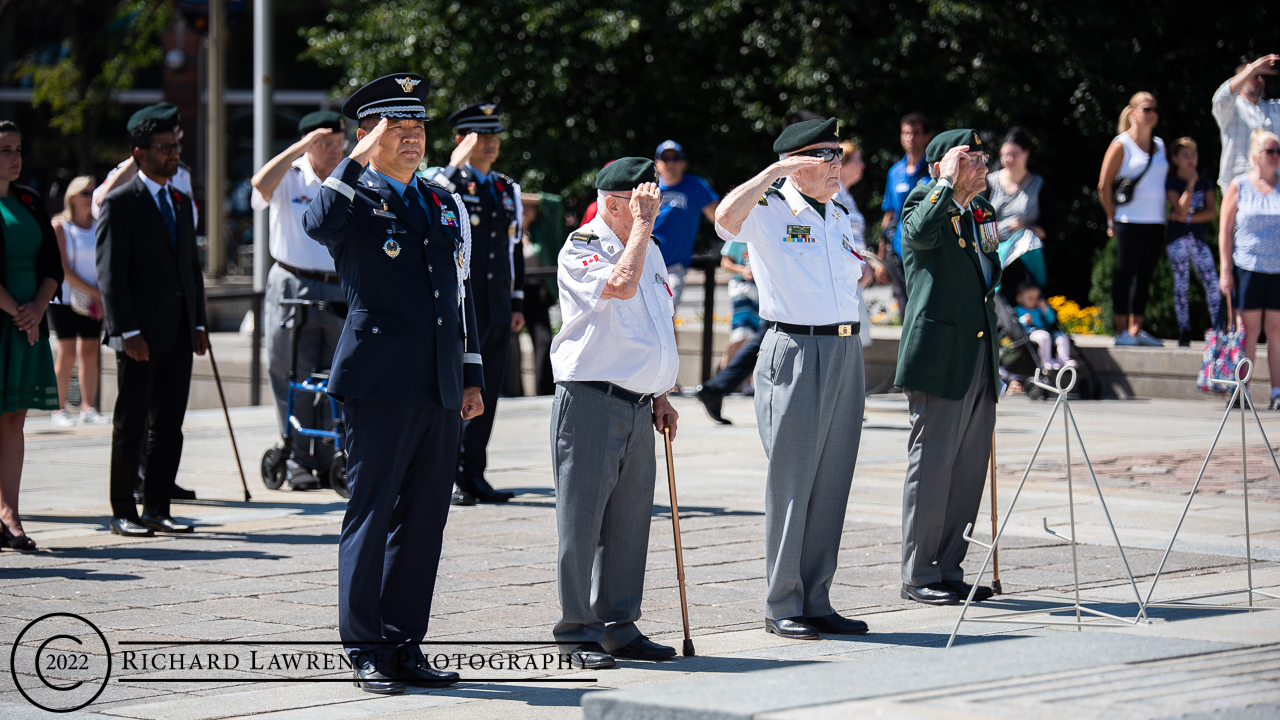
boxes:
[878,113,932,319]
[654,140,720,307]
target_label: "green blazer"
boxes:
[893,180,1002,401]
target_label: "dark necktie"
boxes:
[156,188,177,250]
[482,177,497,203]
[402,185,430,232]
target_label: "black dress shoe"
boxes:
[694,384,731,425]
[805,613,869,635]
[109,517,155,538]
[569,642,616,669]
[397,663,460,688]
[352,662,404,695]
[464,477,514,503]
[943,579,994,602]
[140,513,194,534]
[764,617,820,640]
[901,582,960,605]
[611,635,676,661]
[171,485,197,501]
[450,487,476,506]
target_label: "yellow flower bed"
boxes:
[1047,296,1104,335]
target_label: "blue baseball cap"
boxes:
[655,140,685,160]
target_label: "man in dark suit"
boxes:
[96,117,209,538]
[427,101,524,505]
[896,129,1000,606]
[303,74,483,695]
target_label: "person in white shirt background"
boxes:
[1213,54,1280,189]
[250,111,349,489]
[48,175,107,427]
[835,138,875,347]
[715,117,871,641]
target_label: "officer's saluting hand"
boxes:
[303,73,483,696]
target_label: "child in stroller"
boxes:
[1015,281,1075,371]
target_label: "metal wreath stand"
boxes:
[946,366,1148,648]
[1143,357,1280,611]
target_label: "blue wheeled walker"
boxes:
[260,298,350,498]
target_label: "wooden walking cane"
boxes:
[663,427,695,657]
[989,429,1001,594]
[207,344,252,502]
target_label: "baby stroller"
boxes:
[260,298,350,498]
[994,231,1101,401]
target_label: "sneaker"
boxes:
[1114,331,1138,346]
[1062,359,1078,368]
[50,409,76,428]
[1134,330,1164,347]
[79,407,108,424]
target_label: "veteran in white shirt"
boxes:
[549,158,680,670]
[714,117,870,640]
[249,111,350,487]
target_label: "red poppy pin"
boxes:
[973,207,986,223]
[18,194,33,205]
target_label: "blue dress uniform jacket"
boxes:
[435,165,524,324]
[303,158,484,410]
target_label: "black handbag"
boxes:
[1112,137,1156,205]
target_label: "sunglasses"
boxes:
[1261,148,1280,157]
[658,154,684,163]
[792,147,844,162]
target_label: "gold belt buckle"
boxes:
[838,324,852,337]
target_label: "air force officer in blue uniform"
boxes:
[303,74,484,695]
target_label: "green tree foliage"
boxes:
[302,0,1278,301]
[16,0,173,172]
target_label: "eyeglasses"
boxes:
[792,147,844,163]
[315,138,350,150]
[148,143,182,155]
[963,153,990,166]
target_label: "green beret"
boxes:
[594,157,656,191]
[126,102,180,132]
[925,128,983,164]
[773,118,839,154]
[298,111,345,136]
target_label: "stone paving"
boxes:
[2,391,1279,718]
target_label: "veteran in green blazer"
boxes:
[896,129,1001,606]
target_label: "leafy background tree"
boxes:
[301,0,1278,328]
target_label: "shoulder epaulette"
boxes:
[759,183,784,206]
[570,231,597,244]
[178,161,191,170]
[493,170,514,184]
[831,198,849,215]
[422,176,448,190]
[651,234,662,246]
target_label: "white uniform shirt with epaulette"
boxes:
[92,160,198,227]
[249,154,336,272]
[715,178,865,326]
[550,215,679,395]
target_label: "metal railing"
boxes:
[205,289,265,406]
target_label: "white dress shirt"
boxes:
[121,172,202,339]
[715,178,865,325]
[550,215,679,394]
[250,154,337,272]
[1213,80,1280,188]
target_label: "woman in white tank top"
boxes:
[47,176,107,427]
[1099,92,1168,347]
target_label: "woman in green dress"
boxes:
[0,121,63,551]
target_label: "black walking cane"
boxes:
[662,427,695,657]
[207,343,252,502]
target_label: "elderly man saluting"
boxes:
[550,158,681,669]
[714,118,870,640]
[896,129,1000,606]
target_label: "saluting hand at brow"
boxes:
[630,183,662,225]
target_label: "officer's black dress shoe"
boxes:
[611,635,676,661]
[901,582,961,605]
[352,662,404,694]
[450,486,476,506]
[462,477,514,503]
[805,612,870,635]
[171,485,197,501]
[397,663,460,688]
[943,579,994,602]
[764,617,820,640]
[109,518,155,538]
[569,642,616,669]
[140,513,194,534]
[694,384,731,425]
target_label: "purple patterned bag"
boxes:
[1198,324,1245,395]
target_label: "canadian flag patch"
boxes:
[582,254,601,267]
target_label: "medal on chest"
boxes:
[841,235,863,260]
[383,239,401,258]
[440,209,460,227]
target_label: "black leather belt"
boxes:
[278,261,340,285]
[769,321,861,337]
[579,381,653,405]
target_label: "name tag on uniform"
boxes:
[462,195,480,203]
[440,209,460,227]
[372,208,397,219]
[784,224,813,242]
